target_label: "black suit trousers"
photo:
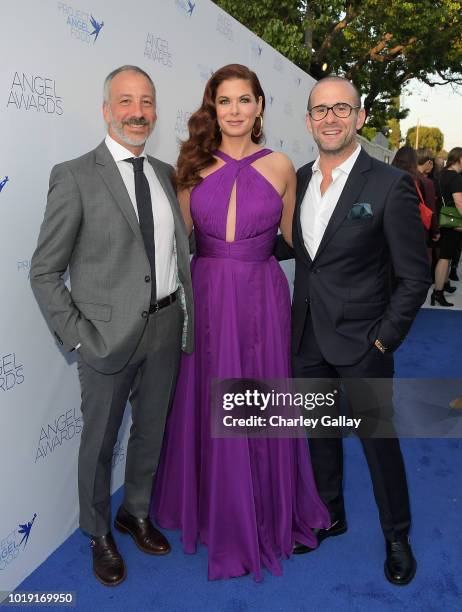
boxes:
[292,309,411,541]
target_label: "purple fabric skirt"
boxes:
[151,241,330,580]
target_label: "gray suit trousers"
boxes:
[77,299,183,536]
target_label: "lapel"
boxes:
[94,141,143,243]
[94,142,187,261]
[313,148,372,263]
[295,164,314,266]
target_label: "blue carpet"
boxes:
[395,308,462,378]
[19,309,462,611]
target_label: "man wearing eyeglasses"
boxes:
[289,76,431,585]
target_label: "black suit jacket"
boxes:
[291,148,431,366]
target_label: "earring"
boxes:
[253,115,263,138]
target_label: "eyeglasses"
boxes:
[308,103,360,121]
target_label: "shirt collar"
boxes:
[105,134,147,162]
[312,144,361,176]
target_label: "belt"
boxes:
[148,291,177,314]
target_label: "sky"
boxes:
[400,79,462,152]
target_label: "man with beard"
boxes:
[30,66,193,586]
[289,76,430,585]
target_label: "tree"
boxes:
[406,126,444,153]
[213,1,462,132]
[361,126,378,142]
[387,118,402,150]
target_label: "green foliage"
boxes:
[360,126,377,141]
[387,119,402,150]
[213,0,462,132]
[406,126,444,152]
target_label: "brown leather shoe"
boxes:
[114,505,171,555]
[90,533,126,586]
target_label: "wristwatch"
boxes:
[374,339,387,354]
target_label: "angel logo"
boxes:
[176,0,196,17]
[57,3,105,45]
[0,176,9,193]
[18,514,37,549]
[251,42,263,58]
[0,513,38,571]
[89,15,104,42]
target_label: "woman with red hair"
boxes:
[151,64,329,580]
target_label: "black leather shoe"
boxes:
[293,518,348,554]
[384,538,416,585]
[444,282,457,294]
[90,533,126,586]
[114,505,171,555]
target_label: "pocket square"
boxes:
[347,202,373,220]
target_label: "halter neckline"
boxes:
[214,148,272,164]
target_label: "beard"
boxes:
[108,108,154,147]
[312,120,357,157]
[315,129,357,156]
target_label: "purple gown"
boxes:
[151,149,330,580]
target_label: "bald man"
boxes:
[290,76,430,585]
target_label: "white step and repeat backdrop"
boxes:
[0,0,317,592]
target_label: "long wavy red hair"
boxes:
[176,64,266,190]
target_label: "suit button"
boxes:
[145,275,151,282]
[141,311,148,318]
[305,298,309,304]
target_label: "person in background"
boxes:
[432,147,462,306]
[416,147,434,179]
[392,146,439,263]
[416,147,441,248]
[425,153,446,283]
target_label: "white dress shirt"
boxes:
[300,145,362,259]
[105,134,177,300]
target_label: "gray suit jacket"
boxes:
[30,140,194,374]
